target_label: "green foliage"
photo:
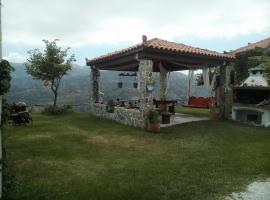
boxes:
[42,104,73,115]
[234,45,270,83]
[1,98,11,125]
[195,69,215,86]
[147,108,160,123]
[26,39,76,106]
[0,60,14,95]
[249,55,270,81]
[264,63,270,80]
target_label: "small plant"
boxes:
[209,101,219,120]
[147,108,160,123]
[133,82,138,88]
[147,108,160,133]
[63,104,73,110]
[1,99,11,125]
[43,105,73,115]
[106,100,114,113]
[147,78,156,85]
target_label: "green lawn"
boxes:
[3,113,270,200]
[176,105,209,116]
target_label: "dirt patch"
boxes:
[91,135,111,144]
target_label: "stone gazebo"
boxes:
[86,36,234,128]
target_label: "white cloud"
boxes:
[3,52,27,63]
[2,0,270,47]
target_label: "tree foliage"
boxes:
[0,60,14,95]
[26,39,76,106]
[234,45,270,83]
[195,69,216,86]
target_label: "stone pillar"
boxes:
[90,67,100,109]
[159,63,167,100]
[219,64,230,119]
[138,59,153,128]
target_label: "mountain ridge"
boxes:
[5,63,208,111]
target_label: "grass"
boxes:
[176,105,209,116]
[3,113,270,200]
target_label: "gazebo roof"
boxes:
[87,37,234,72]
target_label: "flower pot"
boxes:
[161,113,170,124]
[209,110,219,120]
[117,82,123,88]
[133,82,138,88]
[147,84,155,92]
[148,122,160,133]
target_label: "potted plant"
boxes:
[117,81,123,88]
[147,78,156,92]
[209,105,219,120]
[106,100,115,113]
[133,82,138,88]
[147,108,160,133]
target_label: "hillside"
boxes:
[5,63,208,110]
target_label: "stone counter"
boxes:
[91,103,144,128]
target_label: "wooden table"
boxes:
[153,100,177,114]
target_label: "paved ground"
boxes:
[226,178,270,200]
[160,113,209,127]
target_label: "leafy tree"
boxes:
[0,60,14,124]
[234,45,270,83]
[195,69,215,86]
[26,39,76,106]
[0,60,14,95]
[247,46,270,80]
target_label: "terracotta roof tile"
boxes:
[230,37,270,55]
[88,38,234,64]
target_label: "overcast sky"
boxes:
[2,0,270,65]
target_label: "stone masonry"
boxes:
[92,103,144,128]
[90,59,154,129]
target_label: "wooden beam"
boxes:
[98,62,139,71]
[89,54,139,69]
[141,48,231,66]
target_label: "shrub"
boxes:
[1,99,11,125]
[42,105,73,115]
[0,60,14,95]
[147,108,160,123]
[63,104,73,110]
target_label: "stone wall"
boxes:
[91,103,144,128]
[90,67,100,103]
[138,60,153,127]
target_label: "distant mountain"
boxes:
[5,63,208,111]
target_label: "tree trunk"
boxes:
[53,90,58,107]
[0,96,2,124]
[51,79,59,107]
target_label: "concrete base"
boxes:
[160,113,209,127]
[232,104,270,127]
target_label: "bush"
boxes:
[1,99,11,125]
[147,108,160,123]
[0,60,14,95]
[43,104,73,115]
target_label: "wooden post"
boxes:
[219,63,230,119]
[0,0,3,198]
[159,63,167,100]
[138,59,153,128]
